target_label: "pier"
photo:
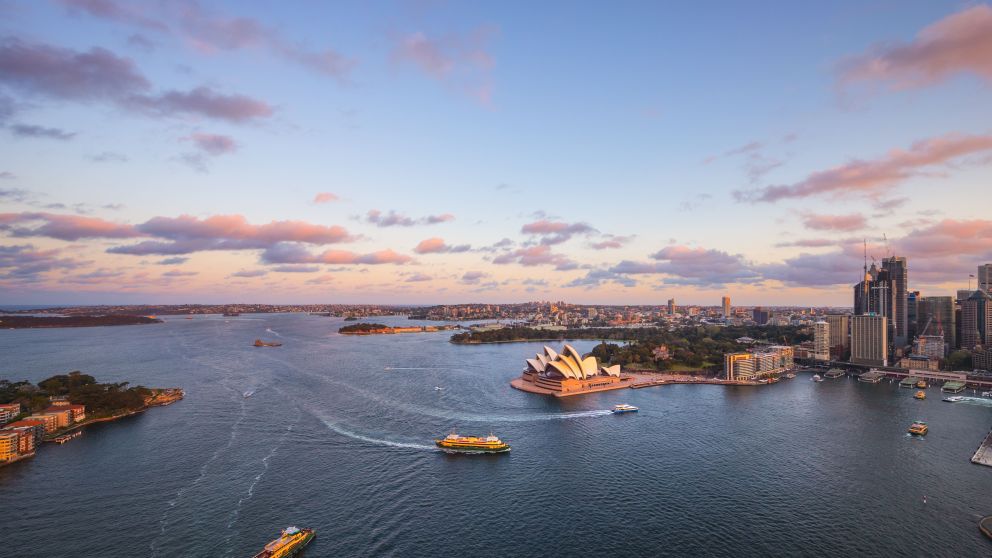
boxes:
[858,370,885,383]
[941,381,966,393]
[824,369,845,379]
[971,429,992,468]
[899,377,920,388]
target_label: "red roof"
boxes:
[0,403,20,409]
[42,407,72,414]
[2,419,45,428]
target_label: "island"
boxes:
[0,371,183,467]
[0,315,163,329]
[339,322,459,335]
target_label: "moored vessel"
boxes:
[908,421,928,436]
[435,433,510,453]
[914,390,926,400]
[916,380,927,389]
[612,404,639,414]
[252,526,315,558]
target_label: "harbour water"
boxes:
[1,314,990,556]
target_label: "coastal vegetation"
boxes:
[338,323,390,333]
[0,371,172,420]
[0,315,162,329]
[452,325,812,373]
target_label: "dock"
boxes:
[971,429,992,468]
[824,368,846,379]
[858,370,885,383]
[941,381,966,393]
[630,379,669,389]
[899,376,920,388]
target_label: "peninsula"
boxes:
[339,323,459,335]
[0,315,163,329]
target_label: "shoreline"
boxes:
[40,388,184,441]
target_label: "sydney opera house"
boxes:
[511,344,631,396]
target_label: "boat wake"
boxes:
[265,327,282,338]
[957,397,992,407]
[317,417,437,451]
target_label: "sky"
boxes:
[1,0,991,306]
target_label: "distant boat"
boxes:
[434,386,444,391]
[914,390,926,400]
[811,374,823,382]
[253,339,282,347]
[908,421,928,436]
[612,404,639,414]
[243,390,255,398]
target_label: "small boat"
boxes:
[784,373,796,379]
[982,391,992,398]
[243,390,255,398]
[908,421,928,436]
[435,433,510,454]
[914,390,926,400]
[434,386,444,391]
[916,380,927,389]
[254,339,283,347]
[811,374,823,382]
[943,396,964,402]
[612,404,639,414]
[252,526,315,558]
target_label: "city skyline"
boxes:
[2,2,992,305]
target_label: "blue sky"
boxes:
[1,0,991,305]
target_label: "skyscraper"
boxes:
[881,256,908,348]
[813,321,830,361]
[851,314,888,366]
[826,314,850,359]
[979,264,992,292]
[721,296,731,318]
[960,290,992,350]
[907,291,920,341]
[667,298,676,316]
[917,296,955,351]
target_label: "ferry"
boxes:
[254,339,283,347]
[612,404,639,414]
[435,433,510,454]
[943,396,964,402]
[907,421,928,436]
[916,380,927,389]
[914,390,926,400]
[811,374,823,382]
[252,526,314,558]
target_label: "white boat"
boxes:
[434,386,444,391]
[612,404,639,414]
[811,374,823,382]
[982,391,992,398]
[243,390,255,398]
[942,396,964,402]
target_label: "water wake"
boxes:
[958,397,992,407]
[265,327,283,338]
[318,417,436,451]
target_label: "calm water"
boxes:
[1,314,990,557]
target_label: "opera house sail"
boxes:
[511,344,631,397]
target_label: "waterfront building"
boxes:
[2,427,37,454]
[724,346,794,381]
[898,356,940,372]
[813,321,830,361]
[42,408,71,429]
[0,402,21,424]
[960,290,991,350]
[918,296,955,351]
[721,296,731,318]
[0,431,19,461]
[24,414,58,434]
[518,344,625,395]
[974,347,992,372]
[914,335,946,359]
[825,314,850,359]
[980,263,992,292]
[851,314,888,367]
[2,420,45,446]
[882,257,908,348]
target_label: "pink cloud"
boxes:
[59,0,168,32]
[492,244,577,270]
[735,133,992,203]
[127,86,273,123]
[520,219,596,245]
[461,270,488,284]
[609,245,760,287]
[366,209,455,227]
[838,5,992,90]
[589,235,633,250]
[313,192,339,204]
[0,212,137,240]
[392,27,496,103]
[261,243,411,266]
[894,219,992,258]
[0,244,90,284]
[800,213,867,232]
[187,132,237,155]
[414,237,471,254]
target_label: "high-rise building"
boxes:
[980,264,992,292]
[960,290,992,350]
[914,335,945,359]
[881,256,908,347]
[721,296,731,318]
[851,314,888,366]
[752,307,770,325]
[907,291,920,341]
[667,298,676,316]
[813,321,830,361]
[826,314,850,359]
[917,296,955,352]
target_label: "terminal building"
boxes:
[724,346,795,381]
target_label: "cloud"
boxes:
[492,244,578,270]
[162,270,197,277]
[0,212,137,240]
[609,245,760,287]
[758,250,862,287]
[313,192,339,204]
[0,38,272,123]
[392,27,496,103]
[186,132,237,155]
[894,219,992,259]
[0,244,88,283]
[271,265,320,273]
[0,172,14,180]
[589,234,633,250]
[774,238,838,248]
[679,193,712,212]
[460,270,488,284]
[157,257,188,265]
[259,243,411,266]
[365,209,455,227]
[230,269,267,278]
[8,124,75,140]
[90,151,128,163]
[404,272,432,282]
[59,0,168,31]
[413,237,471,254]
[734,133,992,203]
[871,197,908,213]
[565,270,637,289]
[520,219,596,245]
[837,5,992,91]
[800,213,867,232]
[126,34,156,52]
[0,188,30,203]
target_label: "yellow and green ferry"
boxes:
[435,433,510,454]
[252,526,314,558]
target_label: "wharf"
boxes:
[971,429,992,468]
[899,377,920,388]
[858,370,885,383]
[0,452,35,467]
[942,381,966,393]
[824,369,846,379]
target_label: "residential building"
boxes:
[752,307,770,325]
[0,431,19,461]
[667,299,676,316]
[0,402,21,424]
[882,257,908,347]
[42,407,71,429]
[851,314,888,367]
[724,346,794,381]
[1,420,45,446]
[721,296,731,318]
[813,321,830,361]
[825,314,850,359]
[974,347,992,372]
[980,263,992,292]
[2,427,36,454]
[24,414,58,434]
